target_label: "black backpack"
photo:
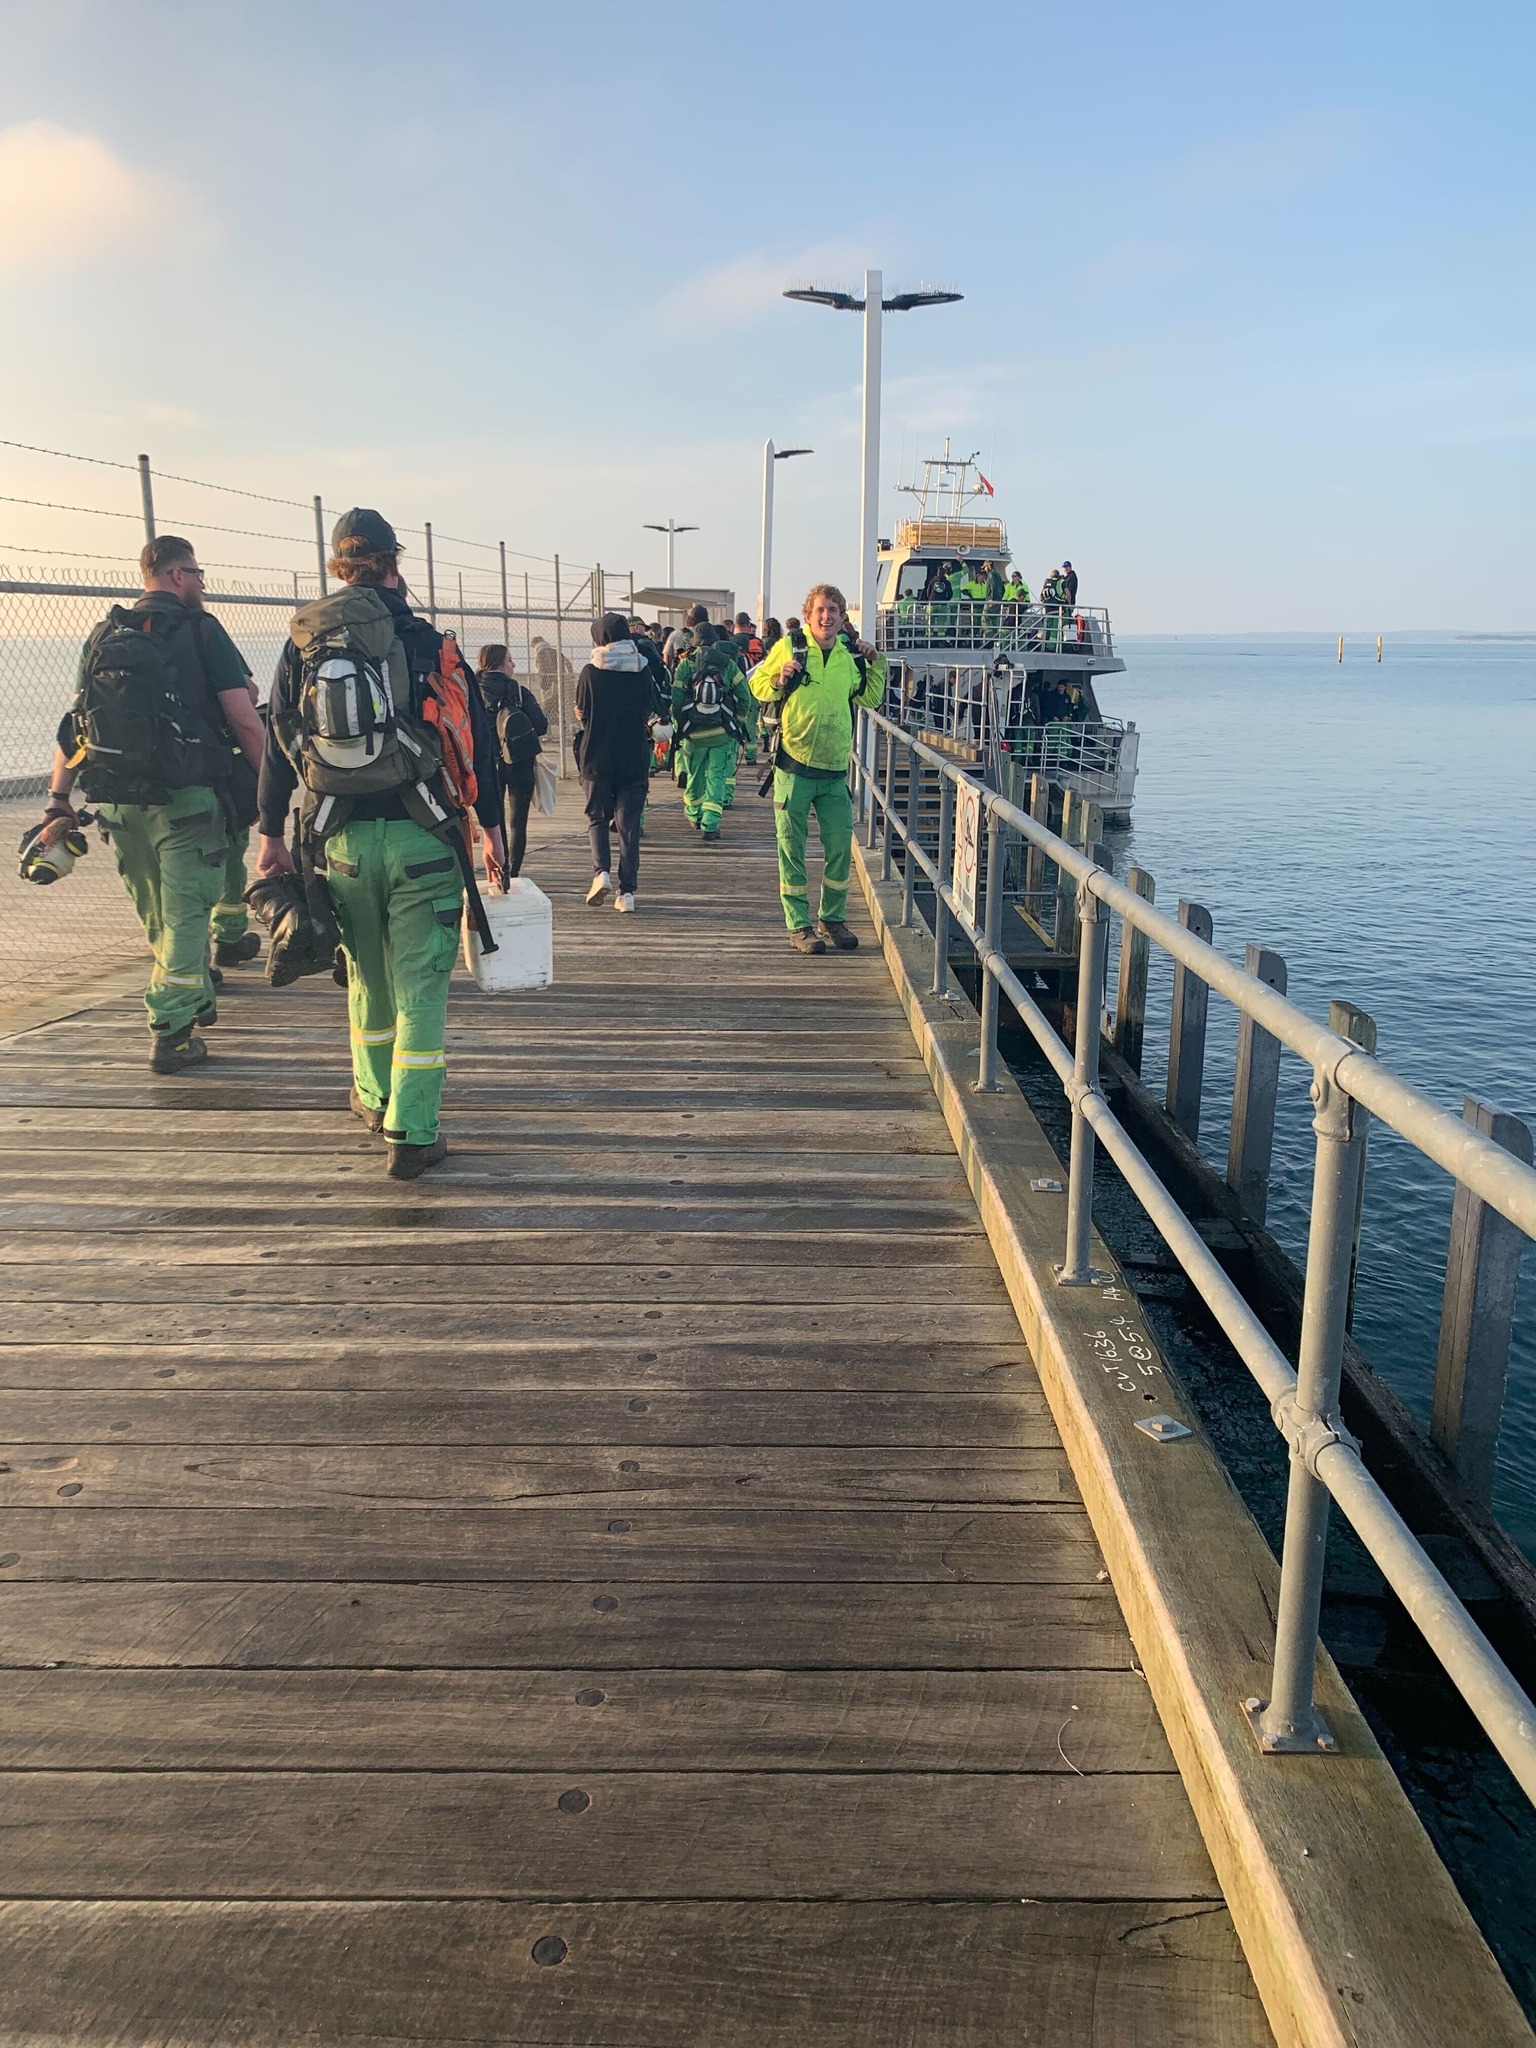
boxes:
[680,656,745,742]
[496,695,541,769]
[70,601,227,805]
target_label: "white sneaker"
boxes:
[615,892,636,914]
[586,872,612,907]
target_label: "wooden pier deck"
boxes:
[0,779,1270,2044]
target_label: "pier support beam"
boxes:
[1227,946,1287,1223]
[1165,900,1213,1141]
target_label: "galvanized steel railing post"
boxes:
[865,721,881,850]
[852,709,867,829]
[1251,1013,1375,1753]
[901,739,920,927]
[1059,877,1108,1285]
[137,453,155,543]
[974,808,1004,1092]
[880,733,896,881]
[932,775,954,999]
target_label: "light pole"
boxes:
[784,270,962,636]
[643,519,698,587]
[758,441,813,631]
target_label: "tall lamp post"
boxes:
[784,270,962,637]
[643,519,698,588]
[758,441,813,631]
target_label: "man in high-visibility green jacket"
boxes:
[750,582,885,956]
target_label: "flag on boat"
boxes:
[976,470,995,496]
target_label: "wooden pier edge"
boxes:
[853,841,1532,2048]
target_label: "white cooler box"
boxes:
[463,878,553,991]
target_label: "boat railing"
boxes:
[997,718,1128,783]
[876,601,1113,658]
[852,702,1536,1808]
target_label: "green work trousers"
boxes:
[324,816,463,1147]
[773,767,853,931]
[680,735,733,833]
[211,828,251,943]
[738,693,760,764]
[98,785,228,1035]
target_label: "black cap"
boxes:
[331,507,398,552]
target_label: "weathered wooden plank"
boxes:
[0,1505,1095,1582]
[0,1442,1077,1509]
[0,1898,1273,2048]
[0,1300,1019,1343]
[0,1667,1172,1771]
[0,1263,1002,1308]
[0,1388,1052,1446]
[0,1338,1031,1392]
[0,1769,1219,1899]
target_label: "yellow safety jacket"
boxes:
[750,631,886,773]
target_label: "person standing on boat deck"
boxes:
[257,509,505,1181]
[575,613,652,914]
[474,645,548,880]
[750,582,885,956]
[40,533,266,1074]
[1060,561,1078,606]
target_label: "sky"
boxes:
[0,0,1532,632]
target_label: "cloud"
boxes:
[1163,111,1355,204]
[655,239,876,331]
[0,121,207,277]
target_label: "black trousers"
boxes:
[501,763,537,877]
[582,774,646,895]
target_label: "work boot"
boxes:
[788,927,827,956]
[350,1085,386,1134]
[818,919,859,952]
[209,966,225,988]
[149,1026,208,1075]
[701,828,720,843]
[385,1133,449,1180]
[586,872,613,907]
[214,932,261,967]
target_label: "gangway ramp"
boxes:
[0,779,1496,2043]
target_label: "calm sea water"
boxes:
[1094,635,1536,1548]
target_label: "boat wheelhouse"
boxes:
[873,444,1138,818]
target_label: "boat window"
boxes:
[897,564,932,600]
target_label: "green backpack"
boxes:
[70,597,227,806]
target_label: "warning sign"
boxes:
[953,777,982,930]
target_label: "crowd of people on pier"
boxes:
[33,512,884,1183]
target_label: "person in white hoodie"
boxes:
[573,613,652,912]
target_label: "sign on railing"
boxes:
[953,775,982,928]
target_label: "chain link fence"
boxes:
[0,439,634,1004]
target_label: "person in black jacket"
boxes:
[256,508,504,1180]
[474,644,548,879]
[574,613,652,913]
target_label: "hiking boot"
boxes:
[615,892,636,914]
[788,927,827,956]
[209,966,224,988]
[350,1085,386,1134]
[195,1003,218,1028]
[385,1133,449,1180]
[701,828,720,843]
[214,933,261,967]
[818,919,859,952]
[149,1026,207,1075]
[586,872,613,907]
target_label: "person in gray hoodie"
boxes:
[573,613,652,912]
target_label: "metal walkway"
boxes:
[0,780,1268,2045]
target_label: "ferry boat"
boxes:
[872,444,1138,818]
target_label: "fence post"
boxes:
[499,543,510,645]
[932,773,954,999]
[313,497,327,597]
[901,736,919,928]
[1251,1005,1375,1754]
[1227,945,1288,1222]
[1111,865,1156,1073]
[553,553,567,774]
[1330,998,1377,1331]
[137,455,155,543]
[1165,900,1213,1141]
[523,571,532,681]
[974,807,1004,1092]
[424,523,437,623]
[1060,874,1109,1284]
[1431,1098,1533,1506]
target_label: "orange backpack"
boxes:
[422,631,478,812]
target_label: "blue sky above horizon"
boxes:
[1,0,1531,632]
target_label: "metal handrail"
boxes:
[853,705,1536,1800]
[875,601,1113,657]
